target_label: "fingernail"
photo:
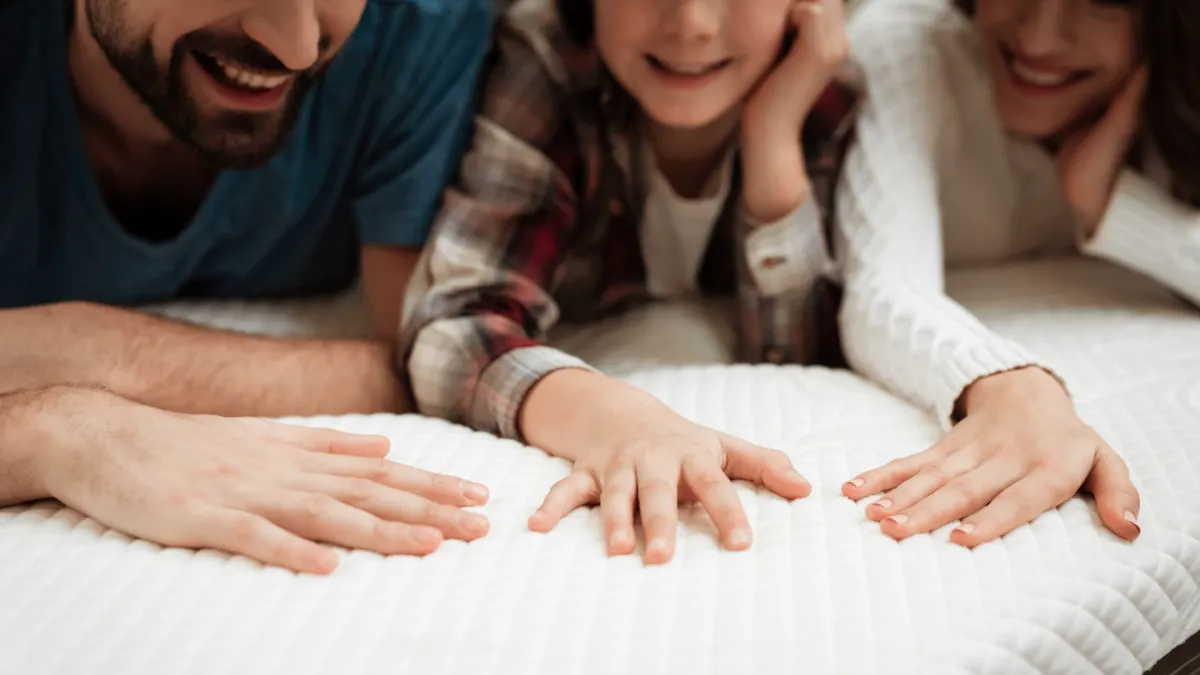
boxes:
[886,514,910,526]
[464,482,489,503]
[847,478,866,489]
[647,538,669,558]
[954,522,976,536]
[462,513,489,535]
[609,532,632,550]
[1124,510,1140,532]
[414,527,442,547]
[873,499,893,511]
[728,528,752,549]
[788,469,807,484]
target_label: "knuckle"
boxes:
[641,478,677,501]
[919,462,952,485]
[301,493,334,521]
[366,458,393,484]
[344,478,378,507]
[692,469,727,496]
[420,499,441,523]
[431,472,459,493]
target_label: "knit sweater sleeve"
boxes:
[834,0,1047,427]
[1081,169,1200,306]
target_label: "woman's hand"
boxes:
[740,0,849,223]
[842,368,1141,546]
[1059,67,1148,238]
[522,371,812,564]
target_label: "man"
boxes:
[0,0,493,574]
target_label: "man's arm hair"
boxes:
[0,246,422,418]
[0,302,403,417]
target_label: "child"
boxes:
[837,0,1199,547]
[402,0,859,564]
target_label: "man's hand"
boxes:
[740,0,850,223]
[520,371,812,564]
[3,385,491,574]
[842,368,1141,545]
[1059,67,1148,238]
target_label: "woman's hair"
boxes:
[954,0,1200,206]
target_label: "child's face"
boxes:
[594,0,795,130]
[973,0,1139,140]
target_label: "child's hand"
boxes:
[740,0,849,223]
[522,371,811,564]
[842,368,1141,545]
[1059,67,1148,238]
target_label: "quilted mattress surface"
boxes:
[2,257,1199,675]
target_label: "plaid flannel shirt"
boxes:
[401,0,860,440]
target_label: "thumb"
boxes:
[1084,444,1141,541]
[719,433,812,500]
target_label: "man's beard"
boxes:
[85,0,325,170]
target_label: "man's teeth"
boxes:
[213,56,290,90]
[1010,60,1072,87]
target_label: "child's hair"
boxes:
[557,0,595,44]
[955,0,1200,207]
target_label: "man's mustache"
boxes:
[178,30,331,75]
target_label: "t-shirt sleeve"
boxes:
[351,0,492,247]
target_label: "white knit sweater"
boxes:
[836,0,1200,426]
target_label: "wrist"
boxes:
[960,367,1069,416]
[738,132,809,223]
[518,369,660,461]
[0,385,100,504]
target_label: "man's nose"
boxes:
[241,0,322,71]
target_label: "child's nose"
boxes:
[662,0,721,43]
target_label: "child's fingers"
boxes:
[528,469,596,533]
[1086,444,1141,541]
[683,455,752,551]
[636,454,682,565]
[600,463,638,556]
[719,433,811,500]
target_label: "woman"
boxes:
[837,0,1199,546]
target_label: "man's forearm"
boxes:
[0,303,403,418]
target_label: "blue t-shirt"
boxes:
[0,0,490,307]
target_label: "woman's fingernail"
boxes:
[1124,511,1140,532]
[886,514,910,526]
[846,478,866,489]
[464,483,489,503]
[788,469,807,484]
[728,528,752,549]
[954,522,976,536]
[873,499,893,511]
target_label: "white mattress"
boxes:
[3,257,1199,675]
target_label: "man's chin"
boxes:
[186,118,292,170]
